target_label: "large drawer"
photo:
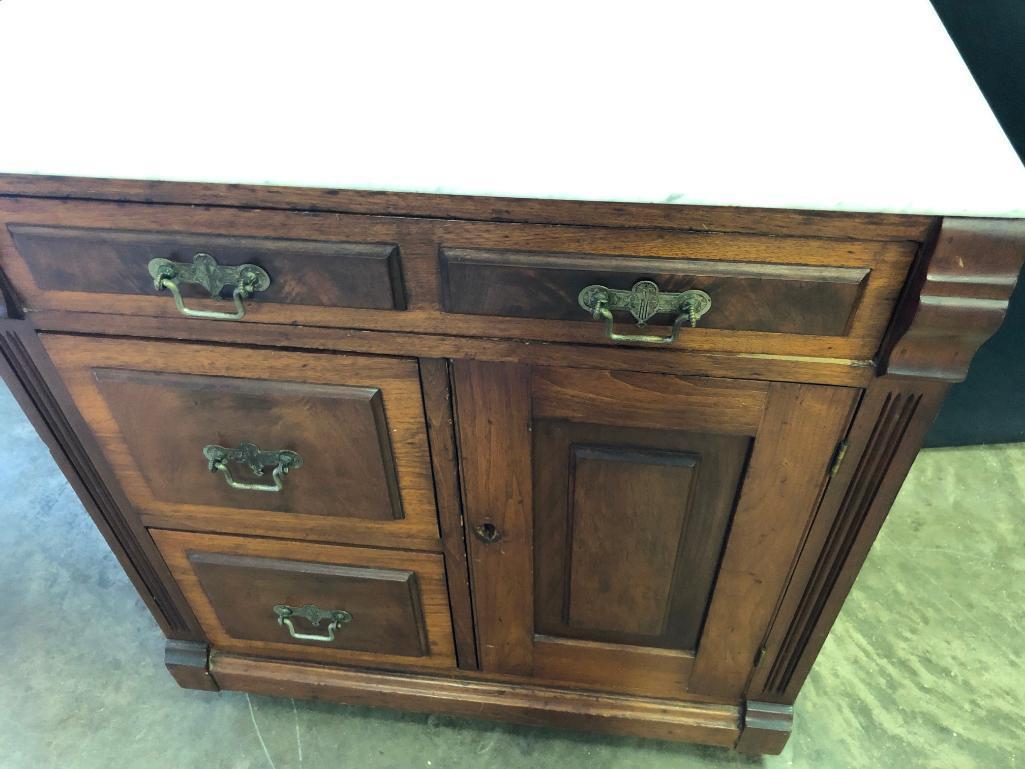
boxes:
[41,334,441,550]
[153,530,456,670]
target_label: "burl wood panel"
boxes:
[153,530,457,670]
[8,223,405,310]
[94,369,402,521]
[190,552,428,657]
[441,247,869,335]
[41,335,441,551]
[533,421,750,652]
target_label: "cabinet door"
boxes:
[453,361,857,699]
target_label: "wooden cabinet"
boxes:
[1,176,1022,755]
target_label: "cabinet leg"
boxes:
[164,640,219,692]
[735,700,793,755]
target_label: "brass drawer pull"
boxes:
[273,603,352,643]
[203,442,302,493]
[578,280,711,345]
[148,252,270,321]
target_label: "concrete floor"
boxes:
[1,381,1023,769]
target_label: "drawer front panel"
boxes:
[153,530,456,669]
[41,335,441,550]
[9,224,404,310]
[0,199,411,327]
[433,220,918,359]
[93,368,402,521]
[0,197,918,359]
[441,247,869,336]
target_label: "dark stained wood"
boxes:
[748,378,950,704]
[0,172,936,242]
[0,197,918,360]
[735,701,793,755]
[153,530,457,670]
[210,652,742,747]
[533,421,749,651]
[441,247,869,335]
[450,360,535,676]
[165,640,219,691]
[0,321,202,639]
[432,219,917,359]
[417,358,479,670]
[95,369,402,521]
[688,382,859,697]
[5,172,1022,754]
[879,217,1025,381]
[42,335,442,550]
[8,223,405,310]
[189,552,429,657]
[26,309,878,387]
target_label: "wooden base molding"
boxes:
[736,701,794,755]
[209,653,742,748]
[165,640,219,692]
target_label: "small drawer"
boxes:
[41,334,440,550]
[441,247,868,338]
[434,221,919,359]
[153,530,456,669]
[0,198,405,323]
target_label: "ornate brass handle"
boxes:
[148,253,270,321]
[578,280,712,345]
[273,603,352,643]
[203,442,302,493]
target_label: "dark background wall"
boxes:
[924,0,1025,447]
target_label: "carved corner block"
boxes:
[880,217,1025,382]
[165,640,219,692]
[735,701,793,755]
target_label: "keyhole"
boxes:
[473,522,502,544]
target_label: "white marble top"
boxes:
[2,0,1024,217]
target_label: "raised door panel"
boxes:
[534,421,749,652]
[41,335,441,550]
[454,360,857,699]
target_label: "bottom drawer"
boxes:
[152,531,457,670]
